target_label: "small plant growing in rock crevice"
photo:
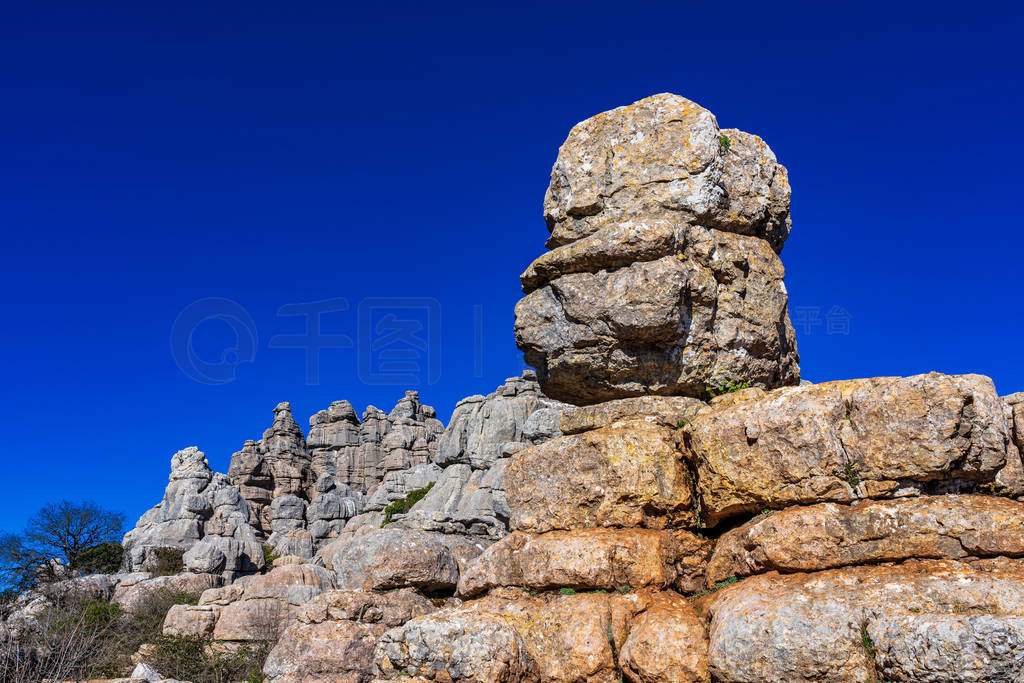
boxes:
[843,462,861,488]
[559,587,577,595]
[381,482,436,527]
[261,544,279,573]
[719,134,732,151]
[860,623,875,658]
[694,576,739,598]
[706,380,748,398]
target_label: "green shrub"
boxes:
[147,634,271,682]
[558,587,576,595]
[72,542,124,575]
[261,544,279,573]
[843,462,860,488]
[615,585,631,594]
[719,134,732,151]
[706,380,748,398]
[381,482,436,526]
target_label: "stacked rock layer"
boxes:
[514,93,800,405]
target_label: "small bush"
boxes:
[719,134,732,151]
[558,587,576,595]
[148,634,272,682]
[843,462,860,488]
[706,380,748,398]
[261,544,279,573]
[151,547,185,576]
[72,542,124,575]
[381,482,435,526]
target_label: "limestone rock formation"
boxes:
[703,558,1024,682]
[388,373,569,540]
[683,372,1011,525]
[122,447,264,580]
[263,588,436,682]
[457,528,713,597]
[514,93,800,405]
[375,588,708,681]
[228,403,314,535]
[506,418,697,532]
[705,494,1024,584]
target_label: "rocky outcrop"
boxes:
[705,494,1024,584]
[458,528,712,597]
[263,588,436,682]
[122,447,264,580]
[684,372,1011,526]
[228,402,314,535]
[506,418,697,532]
[514,93,800,405]
[326,528,464,593]
[703,558,1024,682]
[375,588,709,681]
[388,373,569,540]
[163,564,336,644]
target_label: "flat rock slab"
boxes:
[685,372,1011,525]
[707,494,1024,584]
[328,528,460,592]
[505,419,697,532]
[703,558,1024,682]
[458,528,713,597]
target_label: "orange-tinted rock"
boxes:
[264,589,435,682]
[685,373,1011,525]
[376,588,708,681]
[706,494,1024,584]
[458,528,712,598]
[506,420,696,532]
[704,558,1024,682]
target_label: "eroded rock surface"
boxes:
[685,373,1011,525]
[506,419,696,532]
[263,588,435,682]
[376,588,708,681]
[458,528,712,597]
[706,494,1024,584]
[122,447,264,579]
[514,93,800,405]
[703,558,1024,683]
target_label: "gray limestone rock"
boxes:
[514,93,800,405]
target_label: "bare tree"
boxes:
[0,500,126,589]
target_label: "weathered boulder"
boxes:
[376,588,708,681]
[305,473,363,546]
[263,588,435,682]
[706,494,1024,585]
[122,448,264,580]
[506,419,696,532]
[435,373,565,470]
[684,373,1011,525]
[328,528,460,592]
[458,528,712,597]
[703,558,1024,683]
[619,591,710,683]
[211,564,336,642]
[514,93,800,405]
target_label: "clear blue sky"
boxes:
[2,1,1021,532]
